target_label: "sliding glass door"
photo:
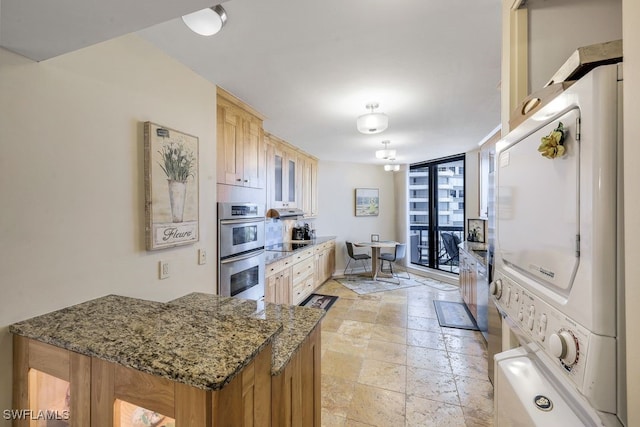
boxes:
[409,155,465,273]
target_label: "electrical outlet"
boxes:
[198,249,207,265]
[159,261,170,279]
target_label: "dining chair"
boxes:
[344,241,371,275]
[379,243,410,279]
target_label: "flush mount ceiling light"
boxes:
[182,5,227,36]
[357,103,389,134]
[375,140,396,160]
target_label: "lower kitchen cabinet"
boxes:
[14,335,272,427]
[266,265,292,305]
[271,325,321,427]
[13,336,91,426]
[459,248,478,320]
[314,241,335,287]
[266,239,335,305]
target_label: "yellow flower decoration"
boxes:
[538,122,566,159]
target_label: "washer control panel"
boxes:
[491,271,591,389]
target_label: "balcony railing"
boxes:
[409,225,464,274]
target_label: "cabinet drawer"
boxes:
[292,248,314,262]
[266,256,292,276]
[292,257,315,283]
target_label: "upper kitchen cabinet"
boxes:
[265,132,319,216]
[299,154,318,218]
[478,129,500,219]
[266,132,299,209]
[216,87,266,189]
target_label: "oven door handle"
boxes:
[220,249,265,264]
[220,218,265,225]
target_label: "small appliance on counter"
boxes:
[292,222,312,240]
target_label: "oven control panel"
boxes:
[490,270,616,412]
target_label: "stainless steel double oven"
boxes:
[217,202,265,300]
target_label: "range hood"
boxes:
[266,208,304,219]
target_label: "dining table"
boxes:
[354,240,399,281]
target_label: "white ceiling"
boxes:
[0,0,502,165]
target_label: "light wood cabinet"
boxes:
[217,87,266,189]
[478,129,499,219]
[315,241,335,287]
[14,335,272,427]
[13,335,91,427]
[266,240,335,305]
[300,155,318,217]
[266,264,292,305]
[266,133,299,208]
[265,132,319,216]
[271,324,321,427]
[459,248,478,321]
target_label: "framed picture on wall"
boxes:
[144,122,199,250]
[467,218,486,243]
[355,188,379,217]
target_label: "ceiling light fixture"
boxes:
[375,140,396,160]
[182,5,227,36]
[357,103,389,134]
[384,163,400,172]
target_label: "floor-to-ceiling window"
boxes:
[409,155,465,273]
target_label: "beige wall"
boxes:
[623,1,639,425]
[314,161,396,273]
[0,35,218,421]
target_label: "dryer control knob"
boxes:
[490,279,503,299]
[549,331,578,366]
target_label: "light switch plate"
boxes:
[198,249,207,265]
[159,261,170,279]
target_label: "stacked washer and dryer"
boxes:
[491,64,626,426]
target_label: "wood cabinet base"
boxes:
[271,325,321,427]
[13,335,272,427]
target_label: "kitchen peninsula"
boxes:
[10,293,325,426]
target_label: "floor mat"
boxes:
[336,274,424,295]
[433,300,479,330]
[299,293,338,310]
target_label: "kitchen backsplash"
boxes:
[265,218,315,246]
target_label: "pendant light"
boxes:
[384,163,400,172]
[375,140,396,160]
[182,5,227,36]
[357,103,389,134]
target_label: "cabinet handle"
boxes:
[236,178,242,182]
[244,179,249,183]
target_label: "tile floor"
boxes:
[316,277,494,427]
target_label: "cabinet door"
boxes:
[217,104,244,186]
[271,146,298,208]
[277,268,292,305]
[310,159,318,217]
[265,273,277,303]
[285,149,298,207]
[300,155,318,218]
[243,118,265,189]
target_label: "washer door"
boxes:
[495,347,603,426]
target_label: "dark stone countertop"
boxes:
[168,293,325,376]
[9,294,282,391]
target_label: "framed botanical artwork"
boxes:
[144,122,199,250]
[355,188,379,217]
[371,234,380,242]
[467,218,486,243]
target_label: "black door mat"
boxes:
[299,294,338,311]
